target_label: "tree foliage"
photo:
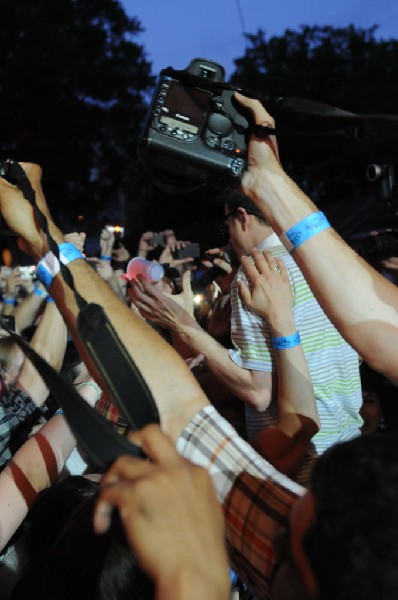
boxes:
[0,0,154,230]
[229,26,398,235]
[232,25,398,113]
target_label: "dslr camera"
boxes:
[139,58,252,194]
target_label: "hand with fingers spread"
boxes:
[94,425,230,600]
[238,249,294,335]
[238,248,320,474]
[129,269,195,331]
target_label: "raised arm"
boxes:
[15,300,68,407]
[13,282,47,332]
[238,249,319,475]
[130,271,273,411]
[0,163,208,442]
[236,93,398,382]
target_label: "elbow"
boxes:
[243,388,272,412]
[294,415,320,441]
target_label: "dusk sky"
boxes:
[121,0,398,79]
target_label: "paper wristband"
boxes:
[272,332,301,349]
[36,243,84,289]
[280,212,331,253]
[2,297,15,305]
[100,255,112,261]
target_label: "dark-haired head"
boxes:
[223,189,268,225]
[16,475,153,600]
[304,433,398,600]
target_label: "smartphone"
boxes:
[173,243,201,260]
[106,225,125,237]
[19,265,36,279]
[151,233,167,247]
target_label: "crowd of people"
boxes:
[0,93,397,599]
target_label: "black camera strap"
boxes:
[0,322,145,470]
[3,161,159,438]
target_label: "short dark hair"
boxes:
[20,476,154,600]
[223,189,268,225]
[305,433,398,600]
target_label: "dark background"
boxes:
[0,1,397,261]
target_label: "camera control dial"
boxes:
[207,113,233,136]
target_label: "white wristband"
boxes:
[36,252,61,289]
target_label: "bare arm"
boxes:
[16,300,68,407]
[131,271,273,411]
[0,164,208,442]
[238,249,319,475]
[13,285,46,332]
[236,93,398,383]
[0,414,76,552]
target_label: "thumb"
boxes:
[182,269,193,296]
[237,280,251,308]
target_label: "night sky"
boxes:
[121,0,398,78]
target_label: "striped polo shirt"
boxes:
[229,233,362,466]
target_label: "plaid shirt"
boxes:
[95,392,129,435]
[0,385,37,470]
[177,405,304,599]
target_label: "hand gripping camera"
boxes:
[138,58,252,194]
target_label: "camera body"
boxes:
[139,58,250,193]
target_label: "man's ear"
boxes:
[236,207,248,229]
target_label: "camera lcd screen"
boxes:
[160,82,211,134]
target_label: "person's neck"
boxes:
[241,225,274,256]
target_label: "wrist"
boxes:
[175,312,199,336]
[272,331,301,350]
[157,565,229,600]
[267,317,297,338]
[246,167,315,234]
[36,242,85,289]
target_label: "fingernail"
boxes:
[93,500,112,534]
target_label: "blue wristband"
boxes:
[55,408,63,415]
[36,243,84,289]
[100,255,112,261]
[281,212,330,253]
[46,295,55,303]
[272,332,301,349]
[58,243,84,265]
[2,297,15,305]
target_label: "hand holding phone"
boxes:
[172,242,201,260]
